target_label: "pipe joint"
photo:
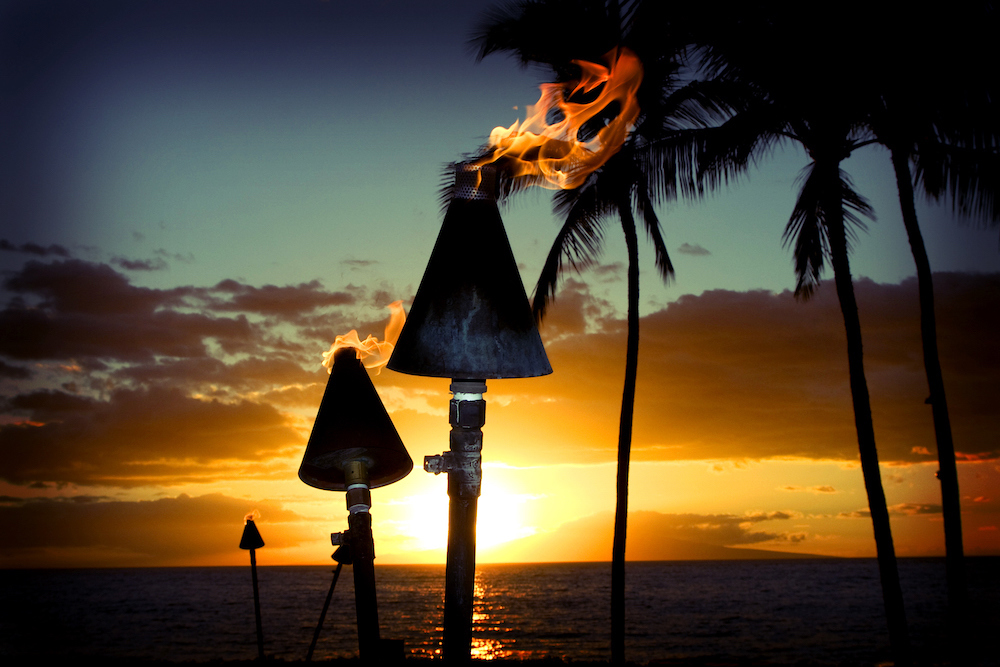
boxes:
[346,484,371,513]
[450,398,486,429]
[424,450,482,492]
[424,452,454,475]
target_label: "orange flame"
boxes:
[322,301,405,374]
[477,48,642,190]
[245,509,259,522]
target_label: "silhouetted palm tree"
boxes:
[863,3,999,612]
[653,3,915,662]
[470,1,694,662]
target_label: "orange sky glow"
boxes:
[1,270,997,569]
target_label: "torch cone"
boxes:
[387,164,551,380]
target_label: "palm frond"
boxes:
[783,162,829,299]
[783,163,874,299]
[634,182,674,283]
[914,140,1000,227]
[697,106,787,193]
[839,170,874,253]
[531,176,613,323]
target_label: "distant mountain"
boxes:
[478,511,823,563]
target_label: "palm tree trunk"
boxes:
[823,163,911,665]
[611,201,640,666]
[889,147,967,610]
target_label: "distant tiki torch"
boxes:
[387,162,551,663]
[239,515,266,660]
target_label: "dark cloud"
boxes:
[0,259,365,364]
[0,301,254,362]
[207,279,356,316]
[0,259,394,488]
[0,359,31,379]
[0,493,315,567]
[343,259,378,269]
[0,386,302,487]
[0,239,71,257]
[111,256,169,271]
[677,242,711,256]
[487,272,1000,465]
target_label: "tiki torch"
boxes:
[239,515,266,660]
[387,162,551,662]
[299,346,413,661]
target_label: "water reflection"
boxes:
[471,571,517,659]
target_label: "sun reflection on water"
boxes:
[471,572,513,660]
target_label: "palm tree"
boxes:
[470,1,693,662]
[862,2,999,611]
[646,3,915,661]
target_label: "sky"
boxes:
[1,0,998,569]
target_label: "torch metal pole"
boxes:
[250,548,264,660]
[426,380,486,663]
[344,460,381,661]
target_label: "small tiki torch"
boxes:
[239,514,266,660]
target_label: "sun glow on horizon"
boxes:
[395,480,538,554]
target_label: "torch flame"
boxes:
[477,48,642,190]
[245,509,259,522]
[322,301,405,374]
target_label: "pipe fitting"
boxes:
[424,452,454,474]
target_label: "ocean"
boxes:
[1,558,997,665]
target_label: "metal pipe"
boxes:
[425,379,486,663]
[250,548,264,660]
[343,460,381,661]
[306,560,344,662]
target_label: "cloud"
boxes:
[0,386,303,487]
[206,279,356,316]
[677,242,711,256]
[0,359,31,379]
[2,259,997,492]
[111,256,168,271]
[501,272,1000,465]
[0,258,398,488]
[783,485,838,494]
[0,493,315,567]
[0,239,71,257]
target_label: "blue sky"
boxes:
[4,0,996,309]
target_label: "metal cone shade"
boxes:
[240,519,265,550]
[299,349,412,490]
[387,166,552,379]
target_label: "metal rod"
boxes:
[436,380,486,664]
[250,548,264,660]
[344,461,381,662]
[444,494,478,661]
[349,511,380,660]
[307,561,344,662]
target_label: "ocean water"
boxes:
[1,558,997,665]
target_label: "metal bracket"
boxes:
[424,452,455,474]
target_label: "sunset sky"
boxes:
[1,0,998,569]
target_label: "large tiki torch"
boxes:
[299,347,413,661]
[388,162,551,662]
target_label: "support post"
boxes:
[425,380,486,664]
[250,548,264,660]
[344,460,381,661]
